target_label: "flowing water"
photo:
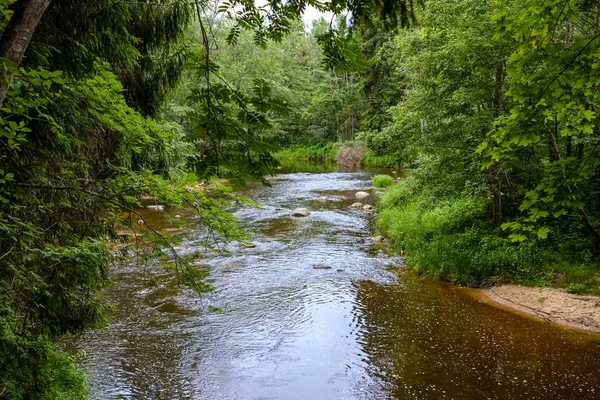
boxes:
[72,163,600,399]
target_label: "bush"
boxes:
[372,174,395,187]
[336,143,366,169]
[376,180,599,288]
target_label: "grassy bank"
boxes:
[376,180,600,294]
[274,145,338,162]
[274,144,402,168]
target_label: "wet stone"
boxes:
[313,264,333,270]
[291,208,311,217]
[355,191,370,199]
[351,202,363,208]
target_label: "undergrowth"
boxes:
[377,180,600,292]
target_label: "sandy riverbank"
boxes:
[474,285,600,335]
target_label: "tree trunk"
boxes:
[491,58,505,227]
[0,0,52,108]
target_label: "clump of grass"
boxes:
[372,174,395,187]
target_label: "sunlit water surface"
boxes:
[71,162,600,399]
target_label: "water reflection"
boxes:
[72,167,600,400]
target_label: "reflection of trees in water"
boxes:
[77,265,196,399]
[353,277,600,399]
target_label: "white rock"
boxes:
[355,191,370,199]
[372,235,385,243]
[175,214,182,218]
[363,204,374,210]
[146,205,164,211]
[315,196,328,201]
[351,202,363,208]
[291,208,310,217]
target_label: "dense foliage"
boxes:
[3,0,600,397]
[368,0,600,289]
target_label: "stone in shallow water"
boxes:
[315,196,328,201]
[351,202,363,208]
[313,264,332,270]
[146,204,164,211]
[371,235,385,243]
[363,204,374,210]
[355,191,370,199]
[291,208,310,217]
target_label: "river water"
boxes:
[72,164,600,399]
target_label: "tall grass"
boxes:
[363,154,401,168]
[372,174,395,187]
[377,181,599,289]
[274,144,337,162]
[336,143,366,168]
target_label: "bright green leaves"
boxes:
[186,68,290,186]
[480,0,600,242]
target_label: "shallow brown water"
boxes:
[72,163,600,399]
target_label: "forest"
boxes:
[1,0,600,398]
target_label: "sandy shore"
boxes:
[475,285,600,334]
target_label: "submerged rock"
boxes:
[351,202,363,208]
[351,278,373,285]
[146,205,164,211]
[291,208,311,217]
[355,191,370,199]
[313,264,332,270]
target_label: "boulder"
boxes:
[291,208,310,217]
[355,191,370,199]
[313,264,332,270]
[241,242,257,249]
[351,202,363,208]
[362,204,374,210]
[146,205,164,211]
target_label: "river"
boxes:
[71,163,600,399]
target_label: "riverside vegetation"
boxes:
[1,0,600,398]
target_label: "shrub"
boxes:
[372,174,395,187]
[376,180,599,288]
[336,143,366,169]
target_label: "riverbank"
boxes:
[472,285,600,335]
[274,143,401,168]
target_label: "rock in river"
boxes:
[355,191,370,199]
[351,202,363,208]
[146,205,164,211]
[291,208,310,217]
[362,204,374,210]
[313,264,332,270]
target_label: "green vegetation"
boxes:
[372,175,395,187]
[274,145,338,162]
[366,0,600,293]
[3,0,600,395]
